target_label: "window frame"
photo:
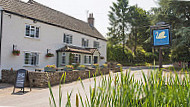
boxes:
[82,38,89,48]
[72,53,81,64]
[24,52,39,66]
[84,55,92,65]
[62,52,66,64]
[93,41,100,48]
[25,24,40,39]
[63,33,73,44]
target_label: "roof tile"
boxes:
[0,0,106,41]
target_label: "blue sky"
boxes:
[22,0,159,37]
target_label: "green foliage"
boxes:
[150,0,190,62]
[49,69,190,106]
[69,53,74,65]
[145,52,158,63]
[73,63,80,69]
[127,5,151,53]
[107,43,158,64]
[76,70,190,106]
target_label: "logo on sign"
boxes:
[155,31,167,39]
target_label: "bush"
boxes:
[133,47,146,63]
[145,52,157,63]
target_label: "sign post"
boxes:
[151,22,171,69]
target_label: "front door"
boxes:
[94,56,98,64]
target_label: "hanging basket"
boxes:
[46,53,54,57]
[12,50,20,56]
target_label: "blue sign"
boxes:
[153,29,170,46]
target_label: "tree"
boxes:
[107,0,129,59]
[127,5,150,54]
[150,0,190,62]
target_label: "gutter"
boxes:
[3,10,107,42]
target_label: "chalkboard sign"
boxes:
[13,69,28,93]
[15,69,27,88]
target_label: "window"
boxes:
[62,53,66,64]
[63,34,72,44]
[73,54,81,64]
[93,41,100,48]
[84,55,91,64]
[25,25,40,38]
[82,38,89,47]
[24,52,39,66]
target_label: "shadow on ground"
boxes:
[12,91,30,95]
[0,83,13,89]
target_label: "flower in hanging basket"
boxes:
[12,50,20,56]
[46,53,54,57]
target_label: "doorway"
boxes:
[94,56,98,64]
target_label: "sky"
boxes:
[22,0,159,37]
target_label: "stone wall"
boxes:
[1,67,109,88]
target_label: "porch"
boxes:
[56,45,101,67]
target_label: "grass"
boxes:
[164,66,189,72]
[48,69,190,107]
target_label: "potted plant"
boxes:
[92,64,99,68]
[64,65,74,71]
[77,65,86,70]
[44,64,56,72]
[46,53,54,57]
[12,50,20,56]
[100,64,108,68]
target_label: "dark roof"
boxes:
[0,0,106,41]
[57,45,100,55]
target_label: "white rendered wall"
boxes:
[0,10,2,79]
[0,12,107,71]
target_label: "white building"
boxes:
[0,0,107,79]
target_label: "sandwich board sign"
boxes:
[13,69,31,93]
[153,29,170,46]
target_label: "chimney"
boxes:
[88,13,94,27]
[28,0,34,3]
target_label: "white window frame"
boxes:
[82,38,89,48]
[24,52,39,66]
[84,55,92,65]
[25,24,40,39]
[93,41,100,48]
[62,53,66,64]
[72,54,81,64]
[63,33,72,44]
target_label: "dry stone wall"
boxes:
[1,67,109,88]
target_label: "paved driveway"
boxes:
[0,65,172,107]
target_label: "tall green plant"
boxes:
[49,69,190,106]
